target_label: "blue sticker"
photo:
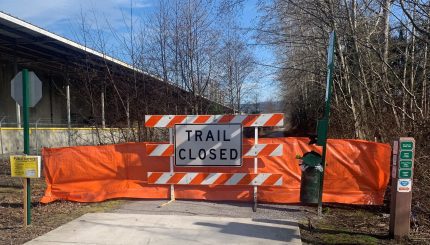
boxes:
[400,181,409,186]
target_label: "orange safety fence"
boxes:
[40,137,391,205]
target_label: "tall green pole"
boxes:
[22,69,31,225]
[317,31,336,216]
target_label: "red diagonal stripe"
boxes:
[258,144,279,156]
[161,145,174,156]
[193,115,212,123]
[212,173,233,185]
[242,115,259,127]
[148,172,163,183]
[236,174,255,185]
[145,115,163,127]
[166,115,187,128]
[263,114,283,127]
[262,174,282,186]
[146,144,158,155]
[167,173,186,184]
[190,173,210,185]
[217,115,235,123]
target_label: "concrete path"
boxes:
[26,200,302,244]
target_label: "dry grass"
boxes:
[0,159,123,245]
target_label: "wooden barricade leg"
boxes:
[169,128,175,201]
[253,127,258,212]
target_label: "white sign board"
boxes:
[397,179,412,192]
[175,124,242,166]
[11,71,43,107]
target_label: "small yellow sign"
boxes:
[10,155,41,178]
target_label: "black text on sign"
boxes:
[175,124,242,166]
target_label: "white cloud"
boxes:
[0,0,153,61]
[0,0,152,33]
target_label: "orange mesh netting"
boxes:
[40,137,390,205]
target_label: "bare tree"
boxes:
[257,0,430,232]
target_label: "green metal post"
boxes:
[317,31,336,216]
[22,69,31,225]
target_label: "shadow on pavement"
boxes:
[194,221,300,242]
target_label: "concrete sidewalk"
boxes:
[26,200,302,244]
[26,213,301,244]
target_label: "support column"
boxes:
[66,85,71,146]
[14,54,21,127]
[16,103,21,128]
[101,92,105,128]
[126,97,130,129]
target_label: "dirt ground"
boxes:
[1,157,429,244]
[0,160,123,245]
[298,205,389,244]
[299,204,430,244]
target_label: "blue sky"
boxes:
[1,0,279,102]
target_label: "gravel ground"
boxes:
[116,199,305,221]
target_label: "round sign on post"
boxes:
[11,71,42,107]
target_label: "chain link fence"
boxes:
[0,115,167,160]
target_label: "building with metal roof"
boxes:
[0,11,228,128]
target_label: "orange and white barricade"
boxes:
[145,113,284,211]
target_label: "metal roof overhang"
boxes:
[0,11,228,110]
[0,11,154,77]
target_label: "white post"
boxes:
[35,118,40,155]
[253,126,258,212]
[14,55,21,128]
[126,97,130,129]
[169,128,175,201]
[66,85,71,146]
[0,117,4,164]
[101,92,105,128]
[16,103,21,128]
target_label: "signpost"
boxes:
[316,31,336,216]
[10,69,43,227]
[390,137,415,238]
[175,124,242,166]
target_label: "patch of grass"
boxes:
[299,206,393,244]
[0,160,126,244]
[33,199,125,228]
[316,232,379,244]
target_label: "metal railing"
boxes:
[0,116,145,157]
[0,116,106,128]
[0,115,171,161]
[0,116,6,164]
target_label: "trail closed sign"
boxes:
[175,124,242,166]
